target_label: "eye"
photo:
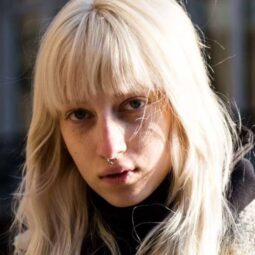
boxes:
[67,108,92,122]
[120,98,147,112]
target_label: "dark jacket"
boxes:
[81,158,255,255]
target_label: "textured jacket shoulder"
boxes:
[229,198,255,255]
[228,157,255,255]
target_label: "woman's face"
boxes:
[60,91,172,207]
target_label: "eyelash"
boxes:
[65,97,148,122]
[120,98,147,112]
[66,109,92,122]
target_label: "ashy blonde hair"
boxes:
[13,0,242,254]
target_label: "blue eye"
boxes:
[129,100,143,109]
[121,98,147,111]
[68,109,91,121]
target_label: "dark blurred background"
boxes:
[0,0,254,254]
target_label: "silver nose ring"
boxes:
[106,158,117,165]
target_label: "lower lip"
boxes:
[102,170,132,185]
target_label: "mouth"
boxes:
[100,168,138,184]
[104,170,130,178]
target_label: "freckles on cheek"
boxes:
[67,147,85,175]
[133,125,169,161]
[62,136,79,163]
[63,136,91,173]
[133,127,166,160]
[143,121,169,144]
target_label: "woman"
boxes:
[13,0,255,254]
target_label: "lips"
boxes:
[99,168,135,185]
[100,166,134,179]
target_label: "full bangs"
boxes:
[40,4,159,116]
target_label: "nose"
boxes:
[96,113,127,160]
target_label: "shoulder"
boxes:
[228,156,255,255]
[229,198,255,255]
[228,157,255,213]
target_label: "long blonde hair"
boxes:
[13,0,242,254]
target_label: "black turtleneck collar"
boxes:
[84,174,172,255]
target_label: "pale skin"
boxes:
[60,91,172,207]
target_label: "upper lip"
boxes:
[99,166,135,178]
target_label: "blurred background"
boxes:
[0,0,254,254]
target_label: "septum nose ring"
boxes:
[106,158,117,165]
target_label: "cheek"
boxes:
[138,111,170,145]
[63,139,93,182]
[131,116,170,164]
[64,139,81,166]
[61,129,91,169]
